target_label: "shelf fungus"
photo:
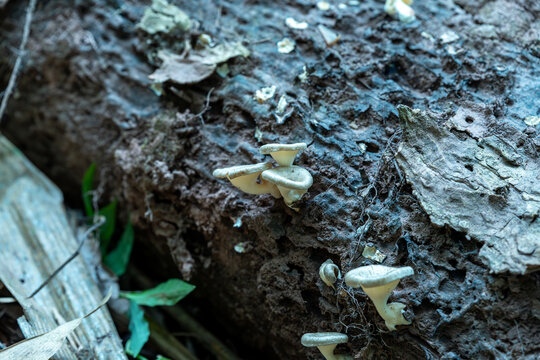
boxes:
[261,166,313,207]
[301,332,350,360]
[213,143,312,208]
[259,143,307,167]
[319,259,341,288]
[384,0,415,23]
[344,265,414,330]
[212,163,281,198]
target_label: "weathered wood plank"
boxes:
[0,135,126,360]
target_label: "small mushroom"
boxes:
[319,259,341,288]
[344,265,414,331]
[213,163,281,198]
[301,332,349,360]
[261,166,313,206]
[259,143,307,167]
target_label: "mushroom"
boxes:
[319,259,341,288]
[344,265,414,331]
[213,163,281,198]
[261,166,313,206]
[259,143,307,167]
[301,332,350,360]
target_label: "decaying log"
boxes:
[1,0,539,358]
[0,136,126,360]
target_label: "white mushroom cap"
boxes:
[212,163,272,179]
[260,166,312,190]
[259,143,307,166]
[344,265,414,289]
[319,259,341,288]
[301,332,348,347]
[213,163,281,198]
[344,265,414,331]
[261,166,313,206]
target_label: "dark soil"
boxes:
[1,0,539,359]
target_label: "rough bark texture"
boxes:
[1,0,539,359]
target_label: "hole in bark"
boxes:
[286,263,304,281]
[301,290,322,316]
[365,142,380,153]
[442,307,452,315]
[276,236,289,254]
[449,269,466,283]
[464,164,474,172]
[465,116,474,123]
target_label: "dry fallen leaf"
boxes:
[190,42,250,65]
[149,42,249,85]
[149,56,216,85]
[0,291,111,360]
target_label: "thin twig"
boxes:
[195,87,215,125]
[28,216,106,299]
[0,0,37,124]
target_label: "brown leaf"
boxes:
[149,57,216,84]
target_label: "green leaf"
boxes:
[156,356,171,360]
[125,301,150,358]
[120,279,195,307]
[82,163,96,217]
[98,200,117,255]
[104,220,134,276]
[136,355,150,360]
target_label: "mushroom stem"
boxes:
[317,344,338,360]
[362,280,410,331]
[275,185,307,206]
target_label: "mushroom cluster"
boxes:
[344,265,414,331]
[213,143,313,208]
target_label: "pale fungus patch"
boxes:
[259,142,307,167]
[319,259,341,288]
[301,332,349,360]
[440,31,459,44]
[316,1,331,11]
[276,95,288,115]
[384,0,415,23]
[524,116,540,126]
[138,0,191,34]
[285,17,308,30]
[213,163,281,198]
[298,65,309,83]
[261,166,313,207]
[344,265,414,330]
[277,38,295,53]
[362,245,386,263]
[254,85,276,104]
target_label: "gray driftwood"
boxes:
[0,135,126,359]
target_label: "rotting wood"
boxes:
[0,135,126,359]
[396,106,540,274]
